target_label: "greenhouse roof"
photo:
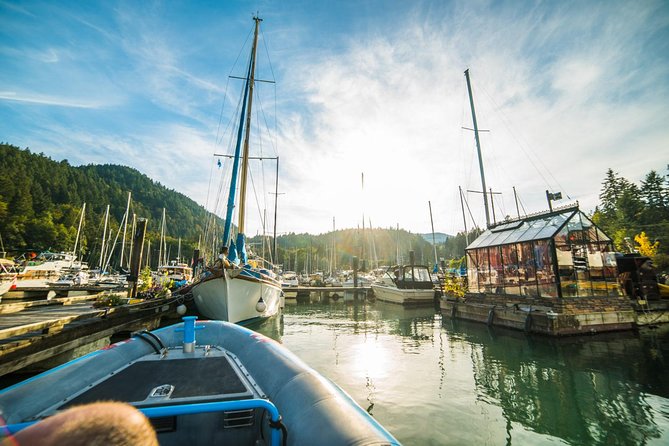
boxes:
[467,205,581,250]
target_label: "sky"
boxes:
[1,0,668,238]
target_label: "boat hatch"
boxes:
[61,352,257,410]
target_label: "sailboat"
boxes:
[191,17,282,325]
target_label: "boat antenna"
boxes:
[464,69,491,228]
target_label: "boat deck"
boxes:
[65,351,254,408]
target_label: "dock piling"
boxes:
[128,218,147,298]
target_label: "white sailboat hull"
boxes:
[371,284,435,305]
[192,269,283,324]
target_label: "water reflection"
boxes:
[256,300,669,445]
[450,319,669,445]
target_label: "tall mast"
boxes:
[464,69,491,228]
[237,16,262,235]
[120,192,131,269]
[428,201,437,268]
[459,186,469,246]
[72,202,86,266]
[99,205,109,270]
[272,156,280,263]
[222,20,256,247]
[159,208,165,266]
[332,217,336,273]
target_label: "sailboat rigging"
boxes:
[191,17,282,325]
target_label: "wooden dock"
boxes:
[0,294,178,377]
[285,286,372,293]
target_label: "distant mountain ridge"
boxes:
[419,232,452,244]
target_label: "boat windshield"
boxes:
[403,266,431,282]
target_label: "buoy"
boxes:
[176,304,187,315]
[256,297,267,313]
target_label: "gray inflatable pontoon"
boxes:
[0,317,400,445]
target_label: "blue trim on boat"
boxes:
[0,349,106,396]
[1,399,284,445]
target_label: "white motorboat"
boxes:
[371,264,437,305]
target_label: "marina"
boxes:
[1,2,669,445]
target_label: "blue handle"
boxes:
[175,316,205,344]
[1,399,283,446]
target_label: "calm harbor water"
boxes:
[255,299,669,445]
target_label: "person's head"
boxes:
[221,247,229,255]
[8,402,158,446]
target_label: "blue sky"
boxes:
[2,0,668,237]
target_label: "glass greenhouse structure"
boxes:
[466,206,621,298]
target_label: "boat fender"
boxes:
[487,307,495,326]
[269,415,288,445]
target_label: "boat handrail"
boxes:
[1,399,286,446]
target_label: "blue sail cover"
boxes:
[228,239,239,265]
[236,233,248,264]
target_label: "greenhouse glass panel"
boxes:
[535,240,557,297]
[518,242,538,297]
[489,246,504,294]
[467,251,480,293]
[501,244,521,295]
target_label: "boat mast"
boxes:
[459,186,469,246]
[120,192,131,269]
[272,156,280,264]
[72,202,86,266]
[238,16,262,236]
[428,201,438,269]
[464,69,491,228]
[332,217,336,273]
[158,208,165,266]
[222,18,259,247]
[99,205,109,271]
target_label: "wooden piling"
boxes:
[128,218,147,298]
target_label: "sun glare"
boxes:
[350,339,390,378]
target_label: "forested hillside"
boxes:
[263,227,436,273]
[3,143,665,273]
[0,143,216,266]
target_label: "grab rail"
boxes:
[1,399,284,446]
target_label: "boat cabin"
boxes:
[389,265,434,290]
[465,205,621,299]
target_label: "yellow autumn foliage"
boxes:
[634,232,660,257]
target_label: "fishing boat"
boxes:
[371,254,437,305]
[0,316,401,445]
[190,17,282,324]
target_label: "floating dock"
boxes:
[282,286,371,302]
[0,293,178,376]
[440,294,669,336]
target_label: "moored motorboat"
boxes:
[0,317,401,446]
[371,263,437,305]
